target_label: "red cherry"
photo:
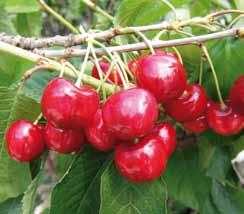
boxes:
[92,60,122,85]
[6,120,45,162]
[164,84,208,122]
[152,122,177,156]
[44,123,85,153]
[207,102,243,136]
[41,78,99,130]
[230,75,244,115]
[114,135,167,182]
[183,115,208,134]
[128,59,138,75]
[102,88,158,140]
[85,109,116,152]
[136,52,187,102]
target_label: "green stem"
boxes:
[80,0,114,22]
[199,56,203,85]
[160,0,178,20]
[228,14,244,28]
[0,41,115,95]
[201,45,225,108]
[38,0,79,34]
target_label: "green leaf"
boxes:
[49,146,109,214]
[234,0,244,10]
[0,86,40,202]
[164,147,212,212]
[211,181,244,214]
[0,195,23,214]
[22,156,46,214]
[14,12,42,37]
[4,0,39,13]
[55,154,74,178]
[204,38,244,99]
[0,7,17,34]
[100,162,167,214]
[0,51,34,87]
[22,71,58,103]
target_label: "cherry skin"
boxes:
[114,135,167,182]
[151,122,177,157]
[206,102,243,136]
[183,115,208,134]
[44,123,85,153]
[85,109,116,152]
[92,60,122,85]
[6,120,45,162]
[128,59,138,75]
[164,84,208,122]
[230,75,244,115]
[102,88,158,140]
[41,78,99,130]
[135,52,187,102]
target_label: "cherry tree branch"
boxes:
[1,9,243,49]
[34,27,244,58]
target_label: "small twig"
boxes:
[81,0,114,22]
[37,0,79,34]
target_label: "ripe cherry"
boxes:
[6,120,45,162]
[207,102,243,136]
[44,123,85,153]
[85,109,116,152]
[183,115,208,134]
[230,75,244,115]
[114,135,167,182]
[92,60,122,85]
[41,78,99,130]
[102,88,158,140]
[128,59,138,75]
[152,122,176,157]
[164,84,208,122]
[136,52,187,102]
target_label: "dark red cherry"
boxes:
[183,115,208,134]
[136,52,187,102]
[152,122,177,156]
[92,60,122,84]
[230,75,244,115]
[44,123,85,153]
[207,102,243,136]
[41,78,99,130]
[102,88,158,140]
[6,120,45,162]
[114,135,167,182]
[85,109,116,152]
[164,84,208,122]
[128,59,138,75]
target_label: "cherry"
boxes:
[85,109,116,152]
[102,88,158,140]
[151,122,176,156]
[114,134,167,182]
[183,115,208,134]
[44,123,85,153]
[128,59,138,75]
[92,60,122,85]
[230,75,244,115]
[207,102,243,136]
[6,120,45,162]
[164,84,208,122]
[135,52,187,102]
[41,78,99,130]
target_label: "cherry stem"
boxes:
[33,113,43,126]
[199,55,204,85]
[171,47,183,64]
[75,42,91,87]
[201,45,226,109]
[228,14,244,29]
[37,0,79,34]
[160,0,179,21]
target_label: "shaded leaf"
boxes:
[0,195,23,214]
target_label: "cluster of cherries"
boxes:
[6,50,244,183]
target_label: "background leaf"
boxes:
[100,162,167,214]
[4,0,39,13]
